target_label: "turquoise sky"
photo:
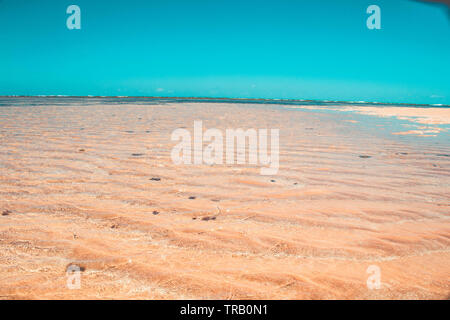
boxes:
[0,0,449,104]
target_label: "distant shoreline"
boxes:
[0,95,448,108]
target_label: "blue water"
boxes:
[0,96,449,108]
[1,96,449,148]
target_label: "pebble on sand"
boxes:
[2,210,11,216]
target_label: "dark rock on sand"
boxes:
[188,196,196,200]
[150,177,161,181]
[359,155,372,158]
[2,210,11,216]
[152,211,159,215]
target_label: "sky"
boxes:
[0,0,449,104]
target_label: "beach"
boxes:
[0,100,449,299]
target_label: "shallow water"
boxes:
[0,101,448,299]
[1,96,449,108]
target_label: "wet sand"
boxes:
[0,102,449,299]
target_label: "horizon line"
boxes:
[0,95,448,108]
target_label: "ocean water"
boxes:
[0,96,449,108]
